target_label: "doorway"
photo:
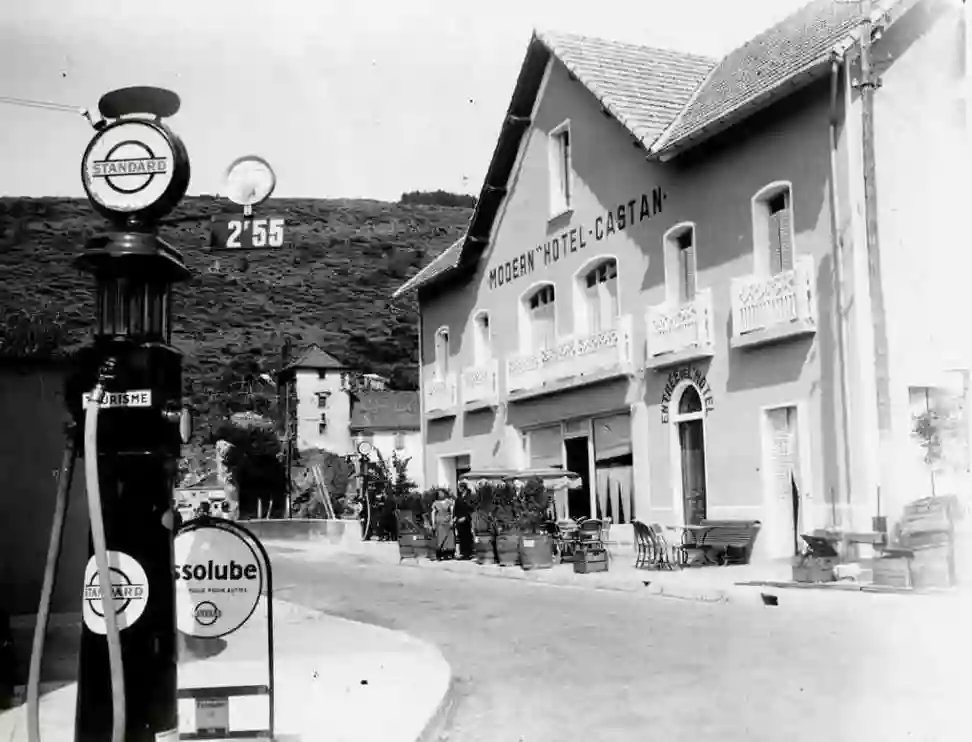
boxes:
[564,437,592,520]
[672,385,708,526]
[763,406,803,558]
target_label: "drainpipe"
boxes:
[827,55,855,528]
[416,296,427,489]
[859,0,890,519]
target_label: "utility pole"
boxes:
[859,0,891,521]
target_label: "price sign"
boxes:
[211,216,285,250]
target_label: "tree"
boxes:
[913,390,967,497]
[214,421,287,518]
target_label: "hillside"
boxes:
[0,196,471,438]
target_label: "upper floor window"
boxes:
[525,284,557,350]
[473,311,491,366]
[316,391,330,409]
[394,432,406,451]
[548,121,573,217]
[433,326,450,377]
[752,183,795,276]
[663,223,697,305]
[318,412,327,434]
[580,258,619,333]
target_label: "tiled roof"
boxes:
[350,390,420,431]
[536,31,717,149]
[284,345,348,371]
[392,236,465,298]
[653,0,870,154]
[392,34,714,299]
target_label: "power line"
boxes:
[0,95,94,125]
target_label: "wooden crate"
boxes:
[873,557,912,588]
[573,549,608,574]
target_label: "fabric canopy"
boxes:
[459,468,582,490]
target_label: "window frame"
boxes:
[751,181,796,276]
[433,325,450,377]
[518,281,558,354]
[472,310,492,366]
[662,222,698,305]
[573,255,620,336]
[548,120,573,219]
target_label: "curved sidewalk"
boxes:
[0,598,453,742]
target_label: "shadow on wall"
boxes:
[464,409,496,438]
[419,279,482,370]
[426,417,456,446]
[0,361,89,616]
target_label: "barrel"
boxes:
[496,532,520,567]
[519,533,554,570]
[474,533,496,564]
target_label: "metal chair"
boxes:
[649,522,684,569]
[632,520,654,568]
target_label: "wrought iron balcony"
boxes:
[645,289,715,368]
[731,254,816,348]
[461,360,499,409]
[506,315,634,398]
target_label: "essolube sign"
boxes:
[175,560,258,582]
[173,524,263,638]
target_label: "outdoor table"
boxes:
[678,525,724,566]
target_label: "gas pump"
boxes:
[27,87,192,742]
[354,441,374,540]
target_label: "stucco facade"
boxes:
[406,0,969,562]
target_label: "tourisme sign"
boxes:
[174,521,265,638]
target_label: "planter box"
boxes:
[474,533,496,565]
[519,534,553,571]
[573,548,608,574]
[496,532,520,567]
[399,533,434,560]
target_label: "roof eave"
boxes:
[391,34,552,299]
[650,54,836,162]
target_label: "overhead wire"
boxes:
[0,95,95,125]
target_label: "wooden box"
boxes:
[573,548,608,574]
[910,545,952,589]
[791,555,838,583]
[872,557,912,588]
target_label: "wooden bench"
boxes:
[695,520,762,565]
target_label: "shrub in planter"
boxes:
[515,477,554,570]
[491,482,521,566]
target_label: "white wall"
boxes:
[295,368,354,454]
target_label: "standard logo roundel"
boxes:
[81,551,149,635]
[81,118,187,219]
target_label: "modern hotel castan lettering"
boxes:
[487,187,667,291]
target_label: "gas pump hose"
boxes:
[26,379,127,742]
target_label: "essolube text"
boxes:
[174,560,258,581]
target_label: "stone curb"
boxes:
[414,672,458,742]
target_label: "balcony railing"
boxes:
[506,315,634,396]
[424,371,458,415]
[731,254,816,344]
[645,289,715,364]
[461,360,499,408]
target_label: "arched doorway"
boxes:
[671,384,708,526]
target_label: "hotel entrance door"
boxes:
[564,436,592,520]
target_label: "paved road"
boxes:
[269,547,967,742]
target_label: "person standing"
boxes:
[454,485,475,560]
[432,490,456,560]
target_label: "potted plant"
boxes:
[492,482,520,567]
[466,482,497,564]
[515,477,555,570]
[396,488,438,560]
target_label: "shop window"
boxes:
[433,326,450,376]
[548,120,573,217]
[663,223,697,305]
[592,413,634,524]
[579,258,619,334]
[752,182,795,275]
[473,311,492,366]
[523,284,556,351]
